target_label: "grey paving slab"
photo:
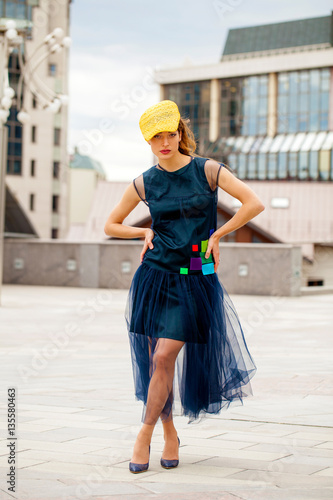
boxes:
[0,284,333,499]
[196,456,327,475]
[95,494,246,500]
[213,430,326,447]
[316,467,333,477]
[229,468,333,488]
[230,488,333,500]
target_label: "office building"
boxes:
[2,0,72,239]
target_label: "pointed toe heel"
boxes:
[129,445,150,474]
[160,436,180,469]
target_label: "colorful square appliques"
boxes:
[179,231,216,275]
[202,263,214,275]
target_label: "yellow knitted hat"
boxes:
[139,100,181,141]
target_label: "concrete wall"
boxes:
[3,240,302,296]
[155,48,333,84]
[302,245,333,287]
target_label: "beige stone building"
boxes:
[67,148,106,239]
[3,0,72,239]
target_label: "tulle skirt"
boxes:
[125,262,257,423]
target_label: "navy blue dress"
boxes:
[125,156,257,423]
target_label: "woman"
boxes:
[104,100,265,474]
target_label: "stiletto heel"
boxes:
[160,436,180,469]
[129,445,150,473]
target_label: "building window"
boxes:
[164,81,211,153]
[2,0,32,20]
[31,125,36,143]
[267,153,278,179]
[53,161,60,179]
[277,152,287,179]
[51,228,58,239]
[7,159,21,175]
[6,110,22,174]
[277,68,330,133]
[309,151,319,180]
[257,153,267,180]
[32,94,37,109]
[319,150,330,181]
[298,151,309,180]
[30,193,35,211]
[308,278,324,286]
[49,64,57,77]
[54,128,61,146]
[52,195,59,213]
[227,149,333,182]
[6,52,23,175]
[238,153,247,179]
[247,153,257,179]
[219,75,268,137]
[30,159,35,177]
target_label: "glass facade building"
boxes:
[278,69,330,134]
[159,14,333,182]
[164,67,333,182]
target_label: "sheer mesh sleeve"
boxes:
[133,174,149,206]
[204,160,223,191]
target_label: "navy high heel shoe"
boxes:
[160,436,180,469]
[129,445,150,474]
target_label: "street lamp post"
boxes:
[0,124,7,304]
[0,19,70,305]
[0,25,13,306]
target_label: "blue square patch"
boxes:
[202,263,215,275]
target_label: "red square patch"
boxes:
[192,244,199,252]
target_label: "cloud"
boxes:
[69,126,154,181]
[68,46,159,119]
[67,43,160,179]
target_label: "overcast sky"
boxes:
[68,0,332,181]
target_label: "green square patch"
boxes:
[180,267,188,274]
[200,252,213,264]
[201,239,208,252]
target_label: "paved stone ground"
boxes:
[0,284,332,500]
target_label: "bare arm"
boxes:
[205,160,265,271]
[213,161,265,240]
[104,182,148,239]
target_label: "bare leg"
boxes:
[161,417,179,460]
[160,383,180,460]
[130,338,184,464]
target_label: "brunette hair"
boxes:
[178,117,197,156]
[178,115,234,174]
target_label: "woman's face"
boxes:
[148,130,182,160]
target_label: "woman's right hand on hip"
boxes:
[140,228,155,262]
